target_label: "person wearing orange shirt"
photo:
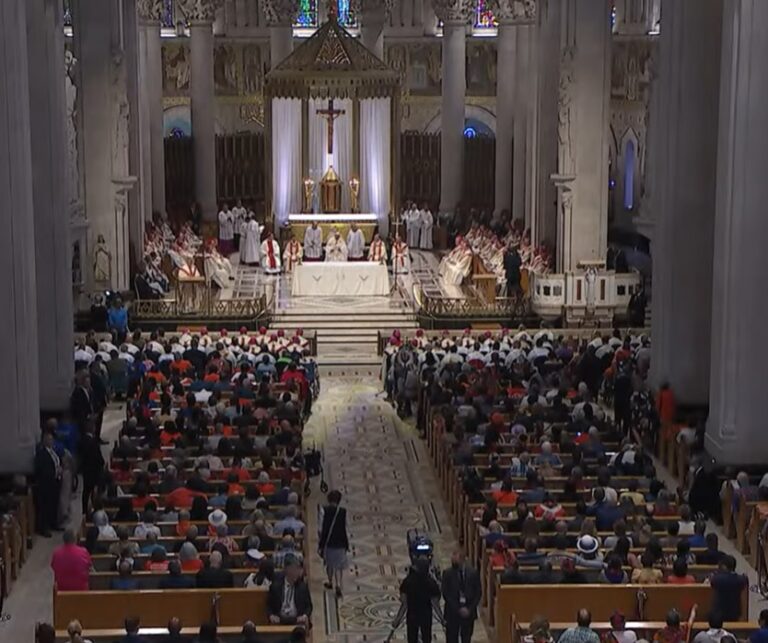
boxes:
[665,559,696,584]
[491,478,518,506]
[171,355,193,375]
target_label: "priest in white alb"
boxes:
[303,221,323,261]
[439,236,473,285]
[419,204,434,250]
[368,232,387,264]
[325,229,348,262]
[261,232,281,274]
[404,203,421,248]
[242,215,261,266]
[346,223,365,261]
[282,234,302,273]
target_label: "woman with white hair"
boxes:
[92,509,117,540]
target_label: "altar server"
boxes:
[304,221,323,261]
[242,215,261,266]
[405,203,421,248]
[325,229,348,262]
[283,234,302,273]
[261,232,281,274]
[232,199,247,250]
[218,202,235,255]
[368,233,388,264]
[391,234,410,274]
[419,204,434,250]
[346,223,365,261]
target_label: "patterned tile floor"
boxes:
[301,377,490,643]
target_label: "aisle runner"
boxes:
[302,378,489,643]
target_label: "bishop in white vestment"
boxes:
[242,217,262,265]
[261,233,281,274]
[346,223,365,261]
[419,207,434,250]
[325,230,348,262]
[303,222,323,260]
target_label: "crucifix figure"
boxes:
[316,99,346,155]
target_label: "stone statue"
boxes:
[93,234,111,283]
[64,49,80,206]
[243,45,262,94]
[584,266,598,311]
[111,51,130,177]
[558,47,576,174]
[165,45,190,92]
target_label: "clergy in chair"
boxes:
[325,228,348,262]
[261,232,282,274]
[346,223,365,261]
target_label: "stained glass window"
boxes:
[474,0,497,29]
[162,0,176,29]
[337,0,356,27]
[294,0,319,28]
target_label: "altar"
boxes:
[292,262,390,297]
[287,213,379,244]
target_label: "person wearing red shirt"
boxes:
[491,478,518,506]
[51,529,92,591]
[666,559,696,584]
[165,483,208,509]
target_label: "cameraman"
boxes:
[399,557,441,643]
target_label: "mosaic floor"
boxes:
[302,377,490,643]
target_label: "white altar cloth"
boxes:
[291,262,390,296]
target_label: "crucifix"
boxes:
[316,99,346,155]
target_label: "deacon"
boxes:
[283,234,302,273]
[392,234,410,274]
[325,229,348,262]
[242,215,261,266]
[261,232,282,274]
[419,204,434,251]
[218,202,234,255]
[232,199,247,250]
[347,223,365,261]
[405,203,421,249]
[304,221,323,261]
[368,232,388,264]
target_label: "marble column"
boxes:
[75,0,135,291]
[359,0,389,60]
[184,0,221,221]
[705,0,768,464]
[493,23,516,216]
[0,0,41,471]
[552,0,612,271]
[25,0,75,412]
[138,1,166,215]
[649,0,722,405]
[263,0,298,68]
[433,0,471,216]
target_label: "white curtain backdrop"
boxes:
[360,98,391,235]
[308,98,352,212]
[271,98,302,226]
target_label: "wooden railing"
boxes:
[132,294,269,321]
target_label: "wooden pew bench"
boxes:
[55,625,297,642]
[494,584,747,643]
[509,622,757,643]
[88,567,264,590]
[53,587,273,629]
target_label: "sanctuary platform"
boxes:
[291,261,390,296]
[286,213,379,243]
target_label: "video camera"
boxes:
[406,528,440,580]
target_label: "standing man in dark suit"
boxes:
[183,338,207,379]
[503,244,522,298]
[69,370,93,435]
[267,555,312,627]
[89,359,109,443]
[34,430,62,537]
[79,421,105,517]
[441,550,481,643]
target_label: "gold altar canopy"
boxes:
[263,12,401,226]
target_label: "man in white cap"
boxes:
[325,228,348,262]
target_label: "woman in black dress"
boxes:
[318,489,349,597]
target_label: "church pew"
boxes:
[735,496,762,555]
[81,534,304,551]
[87,568,263,590]
[83,519,300,537]
[90,549,282,572]
[482,561,717,618]
[508,622,756,643]
[54,625,297,642]
[53,587,271,629]
[493,584,742,643]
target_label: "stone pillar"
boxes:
[512,25,533,225]
[138,1,166,215]
[705,1,768,464]
[25,0,75,412]
[75,0,135,291]
[552,0,611,271]
[359,0,389,60]
[263,0,298,68]
[493,23,516,215]
[0,0,41,471]
[433,0,471,216]
[183,0,221,221]
[649,0,722,405]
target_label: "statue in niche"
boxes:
[164,44,190,92]
[627,55,639,101]
[111,51,129,177]
[585,266,598,312]
[426,45,441,85]
[558,48,575,174]
[93,234,111,284]
[64,49,79,206]
[243,45,262,94]
[214,45,239,93]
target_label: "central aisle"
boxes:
[302,377,489,643]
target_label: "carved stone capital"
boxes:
[179,0,222,23]
[432,0,473,26]
[262,0,300,26]
[351,0,395,22]
[489,0,537,25]
[137,0,164,23]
